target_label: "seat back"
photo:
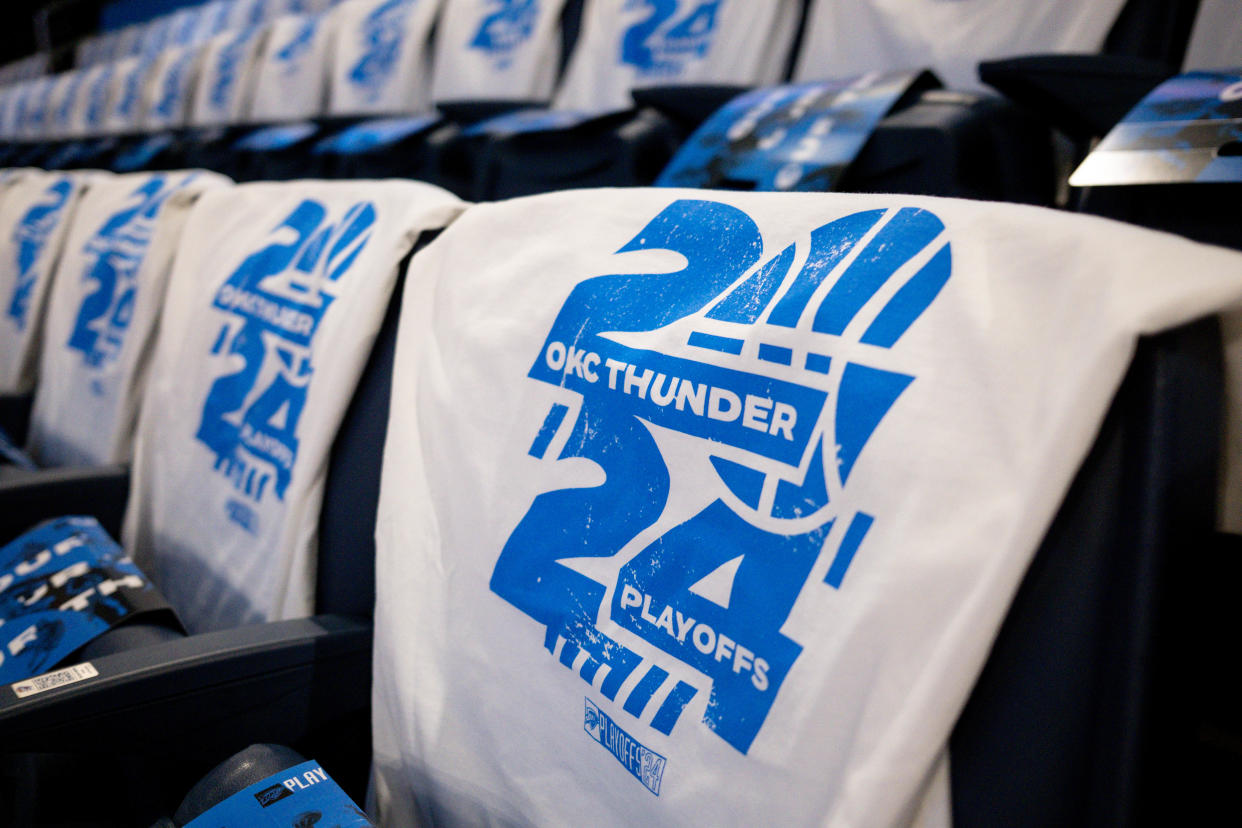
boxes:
[0,171,95,395]
[104,56,156,135]
[122,179,464,635]
[26,171,233,468]
[554,0,801,114]
[188,26,268,128]
[326,0,443,118]
[245,12,334,124]
[370,188,1242,826]
[430,0,570,107]
[140,45,207,134]
[794,0,1133,90]
[1183,0,1242,70]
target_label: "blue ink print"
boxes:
[491,200,951,756]
[196,199,376,504]
[470,0,539,70]
[66,175,195,373]
[621,0,720,78]
[8,179,74,331]
[348,0,416,103]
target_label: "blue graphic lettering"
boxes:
[211,28,258,113]
[491,200,951,756]
[347,0,415,103]
[274,16,321,73]
[470,0,539,69]
[66,176,188,374]
[621,0,720,78]
[195,199,376,508]
[8,179,74,331]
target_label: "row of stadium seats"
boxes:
[0,0,1237,825]
[0,114,1240,824]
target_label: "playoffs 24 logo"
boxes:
[196,199,375,521]
[491,199,951,758]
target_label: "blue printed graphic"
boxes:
[621,0,720,78]
[658,72,927,191]
[1071,70,1242,186]
[8,178,74,331]
[491,200,951,758]
[114,59,150,124]
[274,16,321,74]
[66,175,189,376]
[347,0,416,103]
[210,27,260,114]
[84,66,114,129]
[153,49,197,122]
[53,72,87,132]
[195,199,376,514]
[0,517,158,684]
[470,0,539,70]
[584,698,667,794]
[183,760,373,827]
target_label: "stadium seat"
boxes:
[0,180,464,828]
[368,188,1242,826]
[458,0,804,199]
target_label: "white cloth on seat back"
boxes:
[189,26,268,127]
[1183,0,1242,70]
[430,0,568,104]
[554,0,800,115]
[370,189,1242,827]
[142,45,207,131]
[247,13,334,122]
[26,171,232,468]
[326,0,444,116]
[77,62,117,137]
[795,0,1129,91]
[0,171,97,394]
[123,180,465,634]
[45,70,88,141]
[104,56,155,134]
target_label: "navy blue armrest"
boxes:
[0,465,130,541]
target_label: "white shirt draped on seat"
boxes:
[371,188,1242,827]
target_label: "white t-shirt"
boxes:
[555,0,800,115]
[123,179,465,634]
[189,26,268,127]
[326,0,445,116]
[26,171,232,468]
[142,45,207,131]
[247,13,334,122]
[431,0,568,104]
[371,189,1242,827]
[795,0,1129,92]
[104,56,156,134]
[1183,0,1242,70]
[0,171,98,394]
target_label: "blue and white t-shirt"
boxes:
[0,171,98,394]
[554,0,800,115]
[142,45,207,131]
[27,171,232,468]
[123,179,465,634]
[247,12,334,122]
[326,0,444,117]
[370,188,1242,827]
[189,26,268,127]
[431,0,568,105]
[794,0,1129,91]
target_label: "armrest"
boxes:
[0,465,130,540]
[0,615,372,758]
[0,392,32,445]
